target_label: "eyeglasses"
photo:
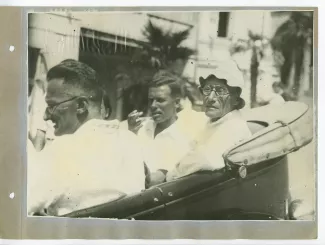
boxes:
[201,85,229,96]
[45,96,79,115]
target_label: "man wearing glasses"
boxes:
[28,59,145,216]
[166,60,252,181]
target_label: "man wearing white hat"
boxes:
[166,59,252,180]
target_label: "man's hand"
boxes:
[128,110,145,134]
[166,169,178,182]
[147,170,166,188]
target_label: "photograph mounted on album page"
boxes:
[0,6,318,239]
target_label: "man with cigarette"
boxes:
[128,70,206,186]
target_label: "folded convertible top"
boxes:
[223,101,314,175]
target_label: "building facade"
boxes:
[29,11,312,118]
[29,10,272,80]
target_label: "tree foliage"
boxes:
[141,20,196,70]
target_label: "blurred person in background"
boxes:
[272,81,296,102]
[256,71,285,106]
[181,77,205,112]
[28,59,145,216]
[28,77,55,151]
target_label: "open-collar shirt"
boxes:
[28,119,145,216]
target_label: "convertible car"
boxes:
[62,101,314,220]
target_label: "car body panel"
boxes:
[64,156,289,220]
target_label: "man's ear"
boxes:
[102,106,111,120]
[175,97,182,110]
[100,97,111,120]
[76,98,89,115]
[231,96,241,110]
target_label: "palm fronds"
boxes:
[142,20,196,68]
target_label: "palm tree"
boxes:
[248,31,266,108]
[230,31,267,108]
[271,11,313,98]
[119,20,197,119]
[141,20,196,74]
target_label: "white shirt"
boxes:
[137,107,206,173]
[28,119,145,216]
[166,110,252,180]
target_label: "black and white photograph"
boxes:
[27,10,315,221]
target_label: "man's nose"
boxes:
[207,91,217,102]
[150,100,157,108]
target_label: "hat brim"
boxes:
[198,70,245,90]
[237,97,246,110]
[199,74,224,87]
[199,75,242,93]
[199,75,246,110]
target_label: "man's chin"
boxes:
[54,126,79,136]
[152,114,163,123]
[205,110,222,120]
[53,128,63,137]
[53,131,61,137]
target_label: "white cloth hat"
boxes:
[199,59,245,90]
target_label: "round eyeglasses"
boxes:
[45,96,79,115]
[202,86,229,96]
